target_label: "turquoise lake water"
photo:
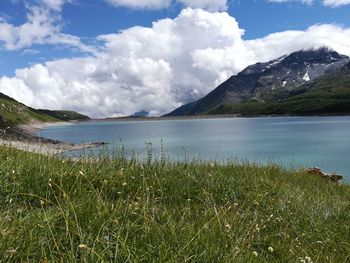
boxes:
[38,116,350,180]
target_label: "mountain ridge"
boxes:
[166,48,350,116]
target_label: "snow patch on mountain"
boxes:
[303,71,310,81]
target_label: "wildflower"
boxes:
[268,247,274,252]
[78,244,88,249]
[79,171,84,175]
[122,182,127,186]
[255,224,260,232]
[252,251,258,257]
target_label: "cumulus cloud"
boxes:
[0,9,247,117]
[0,0,92,52]
[1,9,350,117]
[104,0,228,11]
[268,0,350,7]
[246,24,350,61]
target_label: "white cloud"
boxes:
[246,24,350,60]
[0,9,248,117]
[268,0,313,4]
[268,0,350,6]
[0,0,92,52]
[104,0,228,11]
[20,49,40,56]
[1,9,350,118]
[323,0,350,6]
[104,0,172,9]
[177,0,227,11]
[43,0,71,11]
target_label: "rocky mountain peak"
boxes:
[241,48,349,77]
[236,48,349,102]
[166,48,350,116]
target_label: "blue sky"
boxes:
[1,0,349,76]
[0,0,350,117]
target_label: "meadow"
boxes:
[0,146,349,262]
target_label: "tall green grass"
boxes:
[0,146,349,262]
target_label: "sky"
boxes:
[0,0,350,117]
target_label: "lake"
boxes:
[38,116,350,180]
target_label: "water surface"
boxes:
[38,116,350,180]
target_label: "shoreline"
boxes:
[0,121,106,155]
[89,113,350,123]
[17,121,75,136]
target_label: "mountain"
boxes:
[166,48,350,116]
[0,92,90,128]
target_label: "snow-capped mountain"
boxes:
[166,48,350,116]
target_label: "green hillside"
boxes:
[0,92,89,128]
[34,109,90,122]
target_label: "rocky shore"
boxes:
[0,122,106,155]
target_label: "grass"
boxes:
[0,97,58,127]
[0,92,89,128]
[0,146,349,262]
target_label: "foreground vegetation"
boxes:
[0,146,349,262]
